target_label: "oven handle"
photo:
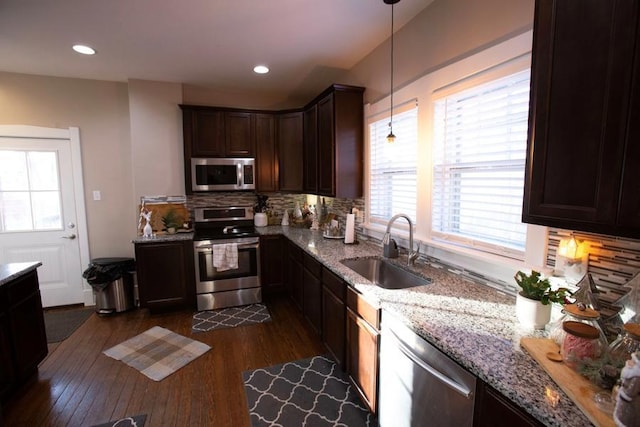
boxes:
[196,242,259,252]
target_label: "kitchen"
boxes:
[2,0,640,426]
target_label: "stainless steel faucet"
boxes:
[382,214,419,266]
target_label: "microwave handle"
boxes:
[237,163,242,187]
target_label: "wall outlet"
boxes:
[92,190,101,201]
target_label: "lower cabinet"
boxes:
[134,240,196,313]
[0,269,47,402]
[285,239,304,310]
[346,286,380,414]
[302,253,322,334]
[260,235,284,294]
[474,381,543,427]
[322,267,346,370]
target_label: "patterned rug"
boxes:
[92,414,146,427]
[192,303,272,333]
[242,355,376,427]
[103,326,210,381]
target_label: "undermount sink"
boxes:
[340,258,431,290]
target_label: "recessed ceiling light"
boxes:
[72,44,96,55]
[253,65,269,74]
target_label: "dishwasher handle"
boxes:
[388,328,473,399]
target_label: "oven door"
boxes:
[194,237,261,294]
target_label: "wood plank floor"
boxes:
[3,295,325,426]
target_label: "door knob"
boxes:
[62,234,77,240]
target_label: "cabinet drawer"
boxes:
[322,267,345,300]
[347,287,380,330]
[303,253,322,278]
[6,271,39,306]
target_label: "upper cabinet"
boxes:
[303,104,319,194]
[523,0,640,238]
[277,112,304,192]
[255,113,278,192]
[180,106,255,158]
[307,85,365,198]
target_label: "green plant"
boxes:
[514,270,571,305]
[161,209,183,230]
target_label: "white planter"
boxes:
[516,293,552,330]
[254,212,268,227]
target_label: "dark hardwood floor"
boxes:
[3,294,325,426]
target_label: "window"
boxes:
[431,70,530,256]
[0,150,62,232]
[368,105,418,227]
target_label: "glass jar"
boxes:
[561,321,606,370]
[549,303,608,348]
[608,323,640,366]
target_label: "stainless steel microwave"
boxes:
[191,158,255,191]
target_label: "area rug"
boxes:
[192,303,272,333]
[92,414,146,427]
[242,355,376,427]
[44,306,94,343]
[103,326,210,381]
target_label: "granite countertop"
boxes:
[131,231,194,244]
[0,262,43,286]
[257,226,593,427]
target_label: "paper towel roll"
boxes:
[344,213,355,244]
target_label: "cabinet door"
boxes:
[260,235,284,294]
[192,109,226,157]
[303,104,318,193]
[225,111,254,157]
[0,312,15,399]
[317,93,335,196]
[135,241,195,313]
[8,293,47,381]
[302,260,322,335]
[474,381,542,427]
[346,307,379,414]
[523,0,638,232]
[278,112,304,192]
[286,241,304,311]
[617,22,640,233]
[255,113,278,192]
[322,284,345,369]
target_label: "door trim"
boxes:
[0,125,92,305]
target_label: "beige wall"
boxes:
[343,0,534,103]
[0,72,134,258]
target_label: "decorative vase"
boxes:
[254,212,268,227]
[516,293,552,330]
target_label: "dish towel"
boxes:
[212,243,238,271]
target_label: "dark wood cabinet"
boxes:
[302,253,322,334]
[311,85,364,198]
[184,108,226,157]
[322,267,346,370]
[523,0,640,238]
[474,380,543,427]
[260,234,284,294]
[277,112,304,192]
[255,113,278,192]
[134,240,195,313]
[225,111,255,157]
[346,286,380,414]
[303,104,318,193]
[285,239,304,310]
[0,268,47,402]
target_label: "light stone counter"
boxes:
[257,225,593,427]
[0,262,42,286]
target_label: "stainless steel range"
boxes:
[192,206,261,311]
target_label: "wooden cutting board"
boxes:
[520,337,615,427]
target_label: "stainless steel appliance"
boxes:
[379,312,477,427]
[193,206,261,311]
[191,158,255,192]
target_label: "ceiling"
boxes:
[0,0,432,103]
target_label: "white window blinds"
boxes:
[369,105,418,227]
[432,69,530,255]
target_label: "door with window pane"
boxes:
[0,135,85,307]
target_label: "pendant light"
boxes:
[384,0,400,144]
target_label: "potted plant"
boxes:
[514,270,571,329]
[253,195,269,227]
[161,209,183,234]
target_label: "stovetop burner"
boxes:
[192,206,258,241]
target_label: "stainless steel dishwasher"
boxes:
[378,312,477,427]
